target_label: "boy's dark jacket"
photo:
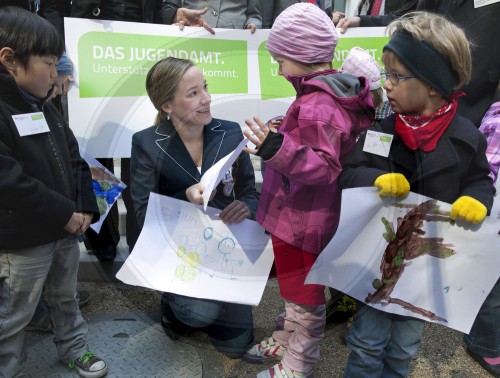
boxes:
[341,113,494,211]
[0,69,99,249]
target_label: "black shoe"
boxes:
[466,348,500,377]
[93,246,116,261]
[160,315,193,340]
[77,290,91,308]
[326,294,356,324]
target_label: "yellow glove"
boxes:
[374,173,410,197]
[450,196,487,224]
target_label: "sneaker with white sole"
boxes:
[68,351,107,378]
[244,336,286,364]
[256,362,313,378]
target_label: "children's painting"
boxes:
[306,187,500,333]
[116,193,274,306]
[81,152,126,233]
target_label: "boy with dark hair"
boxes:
[0,7,107,378]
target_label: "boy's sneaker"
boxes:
[256,362,313,378]
[68,351,107,378]
[243,336,286,364]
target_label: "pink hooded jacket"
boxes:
[256,70,374,254]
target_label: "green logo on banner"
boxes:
[258,37,389,100]
[78,32,248,98]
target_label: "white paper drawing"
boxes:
[81,151,126,234]
[116,193,274,306]
[200,138,248,210]
[306,187,500,333]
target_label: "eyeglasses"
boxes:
[381,70,416,86]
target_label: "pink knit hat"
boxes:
[340,47,381,90]
[266,3,338,64]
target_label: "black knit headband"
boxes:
[383,31,459,100]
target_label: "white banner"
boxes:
[65,18,388,157]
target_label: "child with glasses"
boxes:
[340,11,494,377]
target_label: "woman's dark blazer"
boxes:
[131,118,259,229]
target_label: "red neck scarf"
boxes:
[395,97,460,152]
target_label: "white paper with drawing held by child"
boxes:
[80,151,126,234]
[116,192,274,305]
[306,187,500,333]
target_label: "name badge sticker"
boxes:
[362,130,393,157]
[12,112,50,137]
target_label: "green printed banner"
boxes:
[65,19,388,157]
[78,32,248,98]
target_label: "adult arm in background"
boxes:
[337,0,417,32]
[245,0,263,31]
[259,0,273,28]
[157,0,215,33]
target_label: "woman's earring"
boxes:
[166,112,171,121]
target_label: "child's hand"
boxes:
[451,196,487,224]
[78,212,93,233]
[243,117,272,155]
[64,212,86,235]
[374,173,410,197]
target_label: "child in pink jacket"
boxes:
[243,3,375,377]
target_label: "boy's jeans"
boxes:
[0,236,88,378]
[345,302,425,378]
[464,278,500,357]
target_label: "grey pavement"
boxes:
[24,237,493,378]
[24,199,494,377]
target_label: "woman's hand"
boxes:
[243,116,274,155]
[219,200,250,224]
[186,183,205,205]
[186,183,216,205]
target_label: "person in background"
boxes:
[334,0,417,31]
[465,91,500,377]
[415,0,500,128]
[335,0,500,128]
[340,12,494,377]
[0,7,106,377]
[164,0,262,32]
[260,0,332,28]
[131,57,260,359]
[242,4,374,377]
